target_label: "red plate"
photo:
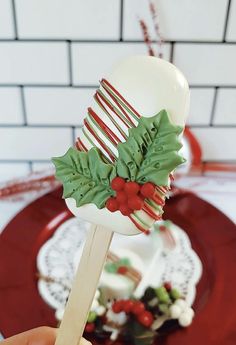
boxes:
[0,188,236,344]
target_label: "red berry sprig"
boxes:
[106,177,156,216]
[124,181,140,195]
[84,322,95,333]
[106,197,119,212]
[111,176,126,191]
[140,182,156,198]
[111,299,154,328]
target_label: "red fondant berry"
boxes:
[140,182,156,198]
[112,300,124,313]
[85,322,95,333]
[117,266,128,275]
[124,181,140,195]
[111,177,126,191]
[128,195,144,210]
[119,204,132,216]
[106,197,119,212]
[131,301,145,315]
[116,191,127,204]
[137,311,154,327]
[164,282,172,291]
[123,300,135,313]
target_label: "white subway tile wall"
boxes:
[25,87,96,125]
[226,0,236,41]
[15,0,121,40]
[123,0,228,41]
[0,163,30,183]
[31,162,54,172]
[0,0,15,39]
[214,89,236,125]
[0,87,23,124]
[174,44,236,86]
[0,127,73,160]
[191,128,236,161]
[187,88,215,125]
[72,42,171,85]
[0,0,235,176]
[0,42,69,84]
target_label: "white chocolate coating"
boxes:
[67,56,190,235]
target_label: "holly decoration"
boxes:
[80,283,191,345]
[53,110,185,215]
[52,147,116,209]
[105,257,131,274]
[112,300,153,327]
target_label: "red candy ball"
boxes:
[106,197,119,212]
[128,195,144,210]
[123,300,135,313]
[116,191,127,204]
[117,266,128,275]
[112,300,124,313]
[119,204,132,216]
[124,181,140,195]
[131,301,145,315]
[85,322,95,333]
[164,282,172,291]
[140,182,156,198]
[138,311,154,327]
[111,177,125,191]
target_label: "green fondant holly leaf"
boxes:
[52,147,116,208]
[116,110,185,186]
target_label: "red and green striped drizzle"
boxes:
[76,79,170,233]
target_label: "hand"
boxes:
[1,327,91,345]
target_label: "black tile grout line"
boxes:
[119,0,124,41]
[71,126,76,145]
[209,87,219,126]
[202,159,236,164]
[0,159,51,163]
[189,85,236,89]
[223,0,232,42]
[188,124,236,128]
[1,124,236,129]
[0,84,98,88]
[11,0,18,39]
[28,161,33,172]
[170,42,174,63]
[67,41,73,86]
[0,124,83,128]
[1,83,236,89]
[19,86,27,125]
[0,38,236,44]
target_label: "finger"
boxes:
[1,327,92,345]
[1,327,57,345]
[80,338,92,345]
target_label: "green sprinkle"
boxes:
[155,287,171,304]
[170,288,181,300]
[158,303,169,315]
[87,311,97,323]
[104,262,117,273]
[119,257,131,266]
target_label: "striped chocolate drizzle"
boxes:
[75,79,169,233]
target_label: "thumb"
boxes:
[1,327,92,345]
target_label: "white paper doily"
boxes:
[37,218,202,312]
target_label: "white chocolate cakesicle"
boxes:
[66,56,190,235]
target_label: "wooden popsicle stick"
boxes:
[55,224,113,345]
